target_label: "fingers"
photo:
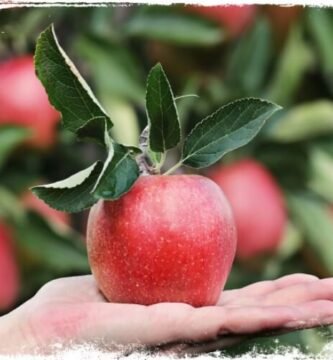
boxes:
[261,278,333,307]
[168,298,333,356]
[219,273,318,306]
[80,303,228,346]
[28,296,333,352]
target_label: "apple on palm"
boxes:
[31,25,281,307]
[87,175,236,306]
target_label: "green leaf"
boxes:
[125,6,224,46]
[307,8,333,93]
[32,161,104,213]
[308,145,333,202]
[288,194,333,276]
[14,212,89,273]
[35,24,112,145]
[182,98,281,169]
[0,126,30,169]
[265,25,314,106]
[0,186,25,222]
[226,17,272,94]
[93,142,140,200]
[266,101,333,142]
[146,63,180,152]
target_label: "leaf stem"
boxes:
[164,161,183,176]
[154,152,166,174]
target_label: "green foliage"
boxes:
[226,17,272,94]
[33,26,140,211]
[266,25,314,106]
[93,143,140,200]
[35,25,112,145]
[289,194,333,275]
[32,162,104,212]
[267,101,333,142]
[125,6,224,46]
[146,63,180,152]
[307,8,333,93]
[0,126,30,169]
[13,211,89,273]
[182,98,281,168]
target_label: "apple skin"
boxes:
[207,159,287,260]
[87,175,236,307]
[188,5,256,38]
[0,56,60,148]
[0,223,20,311]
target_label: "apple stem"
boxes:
[164,161,183,175]
[137,154,154,175]
[154,152,166,173]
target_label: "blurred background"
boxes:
[0,4,333,354]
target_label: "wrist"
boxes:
[0,307,36,355]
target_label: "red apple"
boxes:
[87,175,236,306]
[0,56,60,148]
[207,159,287,260]
[0,223,20,311]
[188,5,256,38]
[22,191,70,228]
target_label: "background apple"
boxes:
[0,56,60,148]
[188,5,257,38]
[0,223,20,311]
[207,159,287,260]
[87,175,237,307]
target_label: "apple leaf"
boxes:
[32,161,104,213]
[182,98,282,168]
[93,142,140,199]
[146,63,180,153]
[35,24,112,145]
[32,121,140,210]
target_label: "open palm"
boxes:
[1,273,333,355]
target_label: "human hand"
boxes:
[1,273,333,355]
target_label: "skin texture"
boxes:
[207,159,287,260]
[87,175,237,307]
[188,5,256,37]
[1,274,333,355]
[0,223,19,311]
[0,56,59,148]
[22,192,70,228]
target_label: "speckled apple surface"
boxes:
[87,175,236,307]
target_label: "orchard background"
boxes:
[1,4,333,355]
